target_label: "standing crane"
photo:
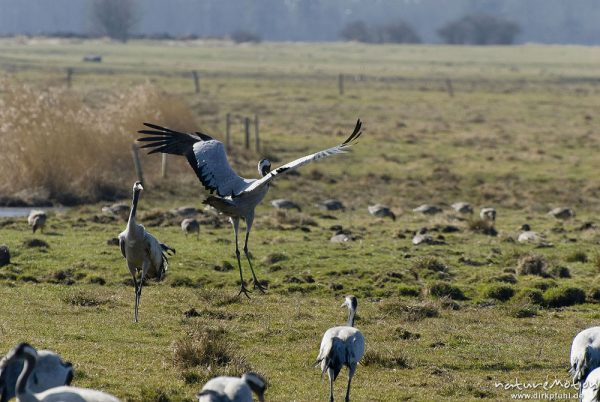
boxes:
[315,295,365,402]
[118,181,175,322]
[137,119,362,298]
[196,372,266,402]
[4,343,120,402]
[0,346,73,402]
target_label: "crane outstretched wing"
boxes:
[234,119,362,198]
[137,123,248,197]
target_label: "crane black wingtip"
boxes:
[342,118,363,145]
[141,122,169,132]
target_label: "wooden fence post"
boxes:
[338,73,344,95]
[244,117,251,149]
[254,114,260,152]
[131,144,145,187]
[445,78,454,97]
[66,68,74,88]
[225,113,231,150]
[192,71,200,93]
[161,153,167,179]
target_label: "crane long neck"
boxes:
[16,353,40,402]
[347,306,356,327]
[129,189,140,224]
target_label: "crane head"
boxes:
[242,372,267,402]
[258,159,271,177]
[341,295,358,311]
[133,181,144,193]
[2,343,37,364]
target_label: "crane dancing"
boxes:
[138,119,363,298]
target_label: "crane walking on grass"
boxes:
[138,119,363,298]
[118,181,175,322]
[4,343,120,402]
[315,295,365,402]
[196,372,267,402]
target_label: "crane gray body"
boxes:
[118,182,174,322]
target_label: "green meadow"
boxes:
[1,38,600,401]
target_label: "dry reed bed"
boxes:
[0,77,196,204]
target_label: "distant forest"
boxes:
[1,0,600,45]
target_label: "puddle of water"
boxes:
[0,207,68,218]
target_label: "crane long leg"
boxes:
[131,272,139,323]
[243,216,266,293]
[345,364,356,402]
[328,368,335,402]
[232,218,251,299]
[136,264,148,322]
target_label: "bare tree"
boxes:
[91,0,138,42]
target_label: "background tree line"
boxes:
[0,0,599,45]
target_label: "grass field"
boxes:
[2,38,600,401]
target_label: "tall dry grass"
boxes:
[0,77,196,204]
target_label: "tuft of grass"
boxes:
[172,324,249,377]
[22,239,49,248]
[509,303,538,318]
[394,327,421,340]
[565,250,588,263]
[138,387,170,402]
[89,276,106,285]
[62,291,109,307]
[517,254,548,277]
[19,275,39,283]
[482,284,515,302]
[490,274,517,284]
[516,288,545,305]
[47,269,77,285]
[262,253,289,265]
[362,350,410,369]
[214,261,234,272]
[543,287,586,308]
[397,284,421,297]
[412,257,448,272]
[170,276,199,288]
[530,280,557,291]
[379,299,440,321]
[428,281,467,300]
[550,265,571,278]
[589,288,600,302]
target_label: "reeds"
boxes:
[0,77,196,204]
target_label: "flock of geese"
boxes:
[4,120,367,401]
